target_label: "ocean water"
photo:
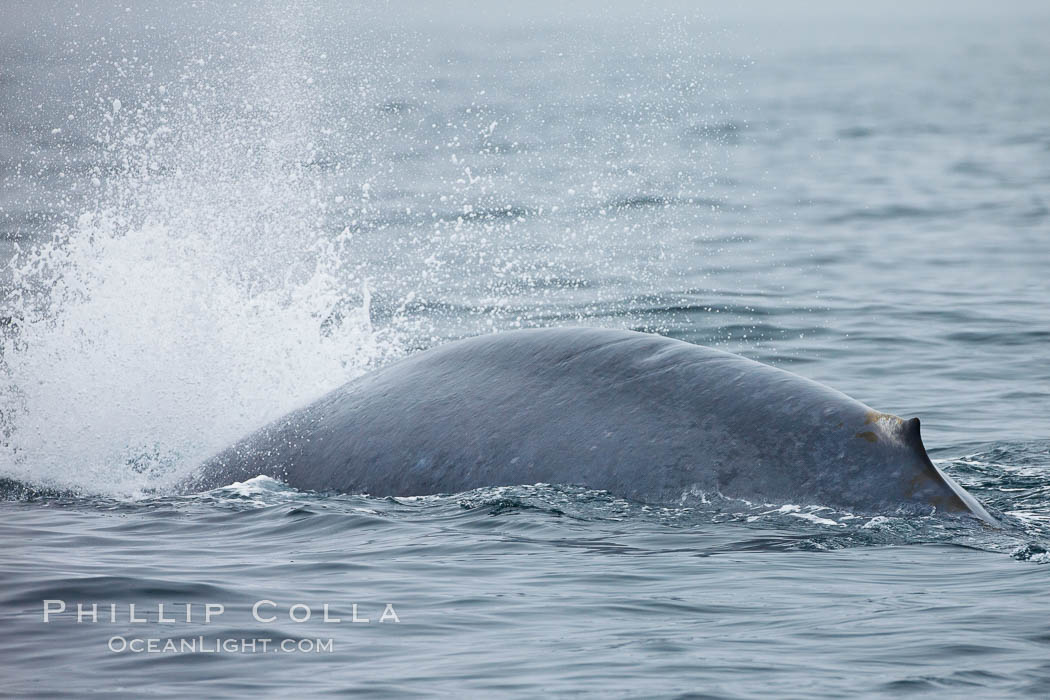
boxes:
[1,2,1049,697]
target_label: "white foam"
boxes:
[0,26,404,497]
[787,512,845,527]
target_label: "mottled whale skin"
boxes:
[186,327,995,524]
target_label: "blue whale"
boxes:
[185,327,995,524]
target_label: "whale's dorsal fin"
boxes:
[901,416,922,447]
[903,415,997,526]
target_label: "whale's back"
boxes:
[186,328,993,522]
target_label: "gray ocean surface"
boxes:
[1,2,1048,697]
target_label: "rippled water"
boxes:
[2,2,1049,697]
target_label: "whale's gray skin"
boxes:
[185,327,995,524]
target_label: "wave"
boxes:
[4,466,1045,559]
